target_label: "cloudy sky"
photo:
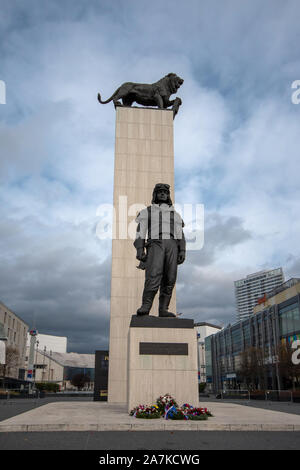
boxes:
[1,0,299,353]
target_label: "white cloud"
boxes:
[1,0,300,349]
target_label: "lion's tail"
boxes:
[97,88,120,104]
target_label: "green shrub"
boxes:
[130,405,161,419]
[135,412,161,419]
[169,410,186,420]
[35,382,59,392]
[188,414,208,420]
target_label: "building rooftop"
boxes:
[234,267,283,284]
[265,277,300,300]
[44,351,95,369]
[194,322,223,330]
[0,301,29,327]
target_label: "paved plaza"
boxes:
[1,400,300,432]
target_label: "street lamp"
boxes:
[42,346,46,382]
[48,350,52,382]
[33,339,39,389]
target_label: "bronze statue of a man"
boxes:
[134,184,186,317]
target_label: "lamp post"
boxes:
[0,331,7,388]
[48,350,52,382]
[42,346,46,382]
[33,339,39,390]
[27,329,38,393]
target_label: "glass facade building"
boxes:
[206,278,300,392]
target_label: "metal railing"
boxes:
[265,390,293,402]
[0,388,41,400]
[217,389,300,402]
[220,390,250,400]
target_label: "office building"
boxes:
[25,348,64,384]
[0,301,28,379]
[26,332,67,354]
[206,278,300,392]
[24,347,95,390]
[195,322,222,386]
[234,268,284,321]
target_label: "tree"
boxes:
[0,346,20,378]
[70,373,90,391]
[238,347,268,390]
[277,342,300,390]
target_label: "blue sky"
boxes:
[1,0,300,352]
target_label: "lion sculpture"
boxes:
[97,73,183,117]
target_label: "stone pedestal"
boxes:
[128,316,199,412]
[108,107,176,403]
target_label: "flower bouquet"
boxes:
[130,394,213,421]
[129,404,161,419]
[164,405,187,420]
[180,403,213,420]
[156,393,178,416]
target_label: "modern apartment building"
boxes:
[234,268,284,321]
[0,301,28,378]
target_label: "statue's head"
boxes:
[152,183,173,206]
[166,73,184,94]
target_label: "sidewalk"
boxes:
[1,401,300,432]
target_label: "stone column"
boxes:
[108,107,176,403]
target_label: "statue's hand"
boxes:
[177,251,185,265]
[136,248,147,262]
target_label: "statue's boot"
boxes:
[136,290,156,316]
[158,293,176,318]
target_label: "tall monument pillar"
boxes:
[108,107,176,403]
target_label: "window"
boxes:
[219,336,225,355]
[294,306,300,332]
[243,324,251,347]
[231,328,242,353]
[205,337,212,377]
[279,303,300,336]
[286,310,294,333]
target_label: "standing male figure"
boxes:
[134,183,186,317]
